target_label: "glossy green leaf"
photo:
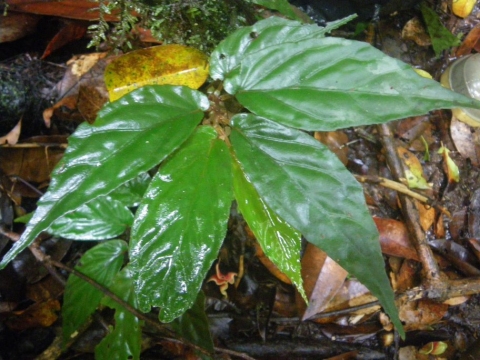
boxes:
[63,240,128,344]
[49,195,133,240]
[250,0,305,21]
[170,291,214,356]
[232,158,306,302]
[210,15,355,81]
[96,267,142,360]
[129,126,233,322]
[0,85,208,270]
[230,114,403,337]
[109,172,151,208]
[220,19,480,131]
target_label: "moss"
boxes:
[89,0,257,52]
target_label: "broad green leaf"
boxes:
[96,267,142,360]
[210,15,355,81]
[129,126,233,322]
[420,2,461,57]
[63,240,128,344]
[0,85,208,270]
[232,158,306,302]
[251,0,305,21]
[105,44,209,101]
[109,172,151,208]
[170,291,214,356]
[49,195,133,240]
[230,114,404,337]
[221,19,480,131]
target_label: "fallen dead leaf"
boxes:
[374,217,419,261]
[0,12,40,43]
[402,17,431,46]
[450,116,480,167]
[0,120,21,145]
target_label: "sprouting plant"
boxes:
[2,14,480,360]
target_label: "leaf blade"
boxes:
[63,240,128,344]
[223,20,480,131]
[232,158,306,302]
[0,85,208,270]
[96,267,142,360]
[210,16,354,81]
[105,44,209,101]
[230,114,403,336]
[129,126,233,322]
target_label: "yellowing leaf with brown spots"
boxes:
[105,44,209,102]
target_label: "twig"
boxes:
[377,123,441,283]
[354,174,451,217]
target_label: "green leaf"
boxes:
[129,126,233,322]
[232,158,306,302]
[250,0,305,21]
[210,16,355,81]
[230,114,404,337]
[63,240,128,344]
[96,267,142,360]
[220,19,480,131]
[0,85,208,270]
[109,172,151,208]
[49,195,133,240]
[420,2,461,57]
[170,291,214,356]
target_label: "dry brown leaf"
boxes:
[450,116,480,167]
[5,0,120,21]
[296,243,348,321]
[0,137,66,184]
[314,131,349,165]
[399,299,448,331]
[0,12,40,43]
[41,20,88,59]
[5,299,61,330]
[416,201,435,232]
[401,17,431,46]
[456,25,480,56]
[374,217,419,261]
[0,120,21,145]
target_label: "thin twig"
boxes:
[354,174,451,217]
[377,123,441,283]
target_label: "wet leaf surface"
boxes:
[129,126,233,322]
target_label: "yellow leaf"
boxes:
[397,147,431,189]
[452,0,476,18]
[414,68,433,79]
[105,44,209,102]
[438,143,460,183]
